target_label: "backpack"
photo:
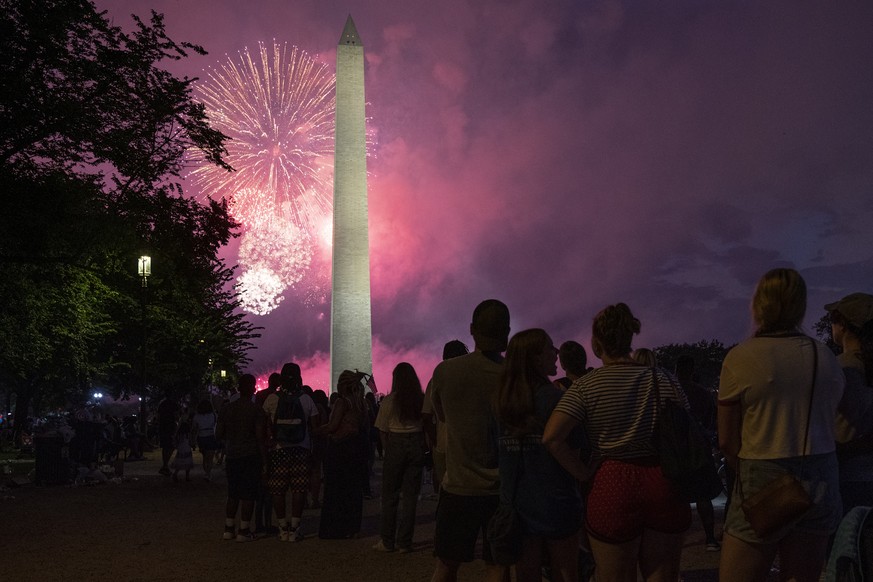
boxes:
[273,391,307,445]
[652,370,723,502]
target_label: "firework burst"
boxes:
[192,41,336,233]
[190,42,336,315]
[237,266,286,315]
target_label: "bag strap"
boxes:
[650,367,665,444]
[799,339,818,464]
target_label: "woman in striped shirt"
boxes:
[543,303,691,582]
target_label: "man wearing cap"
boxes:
[825,292,873,513]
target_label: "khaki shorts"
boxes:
[725,453,842,544]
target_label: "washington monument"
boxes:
[330,16,372,391]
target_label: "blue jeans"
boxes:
[380,432,425,549]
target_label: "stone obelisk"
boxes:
[330,15,372,391]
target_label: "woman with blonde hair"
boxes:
[494,328,583,581]
[544,304,690,582]
[718,268,844,582]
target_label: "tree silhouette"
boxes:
[0,0,257,434]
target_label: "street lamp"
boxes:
[138,255,151,287]
[137,255,151,433]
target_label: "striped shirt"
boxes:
[554,364,688,461]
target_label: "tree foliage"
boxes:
[653,339,734,390]
[0,0,258,423]
[812,314,839,354]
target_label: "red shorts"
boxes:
[586,459,691,543]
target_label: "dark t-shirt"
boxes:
[156,398,178,434]
[682,381,716,434]
[497,382,582,538]
[216,397,265,459]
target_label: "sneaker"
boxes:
[158,467,171,476]
[372,540,395,553]
[705,540,721,552]
[222,526,235,540]
[289,526,304,542]
[279,526,291,542]
[398,547,413,554]
[236,529,255,543]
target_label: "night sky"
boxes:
[98,0,873,392]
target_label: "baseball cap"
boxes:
[824,293,873,330]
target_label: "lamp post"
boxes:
[137,255,151,434]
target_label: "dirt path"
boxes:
[1,453,720,581]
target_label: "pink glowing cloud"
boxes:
[98,0,873,390]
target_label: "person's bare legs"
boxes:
[431,559,506,582]
[777,530,829,582]
[546,531,582,582]
[272,491,287,521]
[719,533,777,582]
[309,461,322,506]
[638,529,684,582]
[589,535,641,582]
[291,491,306,523]
[484,563,510,582]
[225,498,239,519]
[515,536,545,582]
[203,450,214,479]
[431,558,459,582]
[240,499,255,522]
[696,498,717,543]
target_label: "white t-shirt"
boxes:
[718,335,844,459]
[375,393,423,434]
[263,391,318,450]
[192,413,216,438]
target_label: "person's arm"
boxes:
[543,410,595,482]
[314,397,348,436]
[421,380,437,448]
[422,413,436,449]
[254,409,268,469]
[716,359,742,470]
[215,411,226,442]
[306,396,320,435]
[717,402,742,470]
[432,378,445,423]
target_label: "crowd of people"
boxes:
[144,266,871,581]
[419,268,869,582]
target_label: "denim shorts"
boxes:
[725,453,842,544]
